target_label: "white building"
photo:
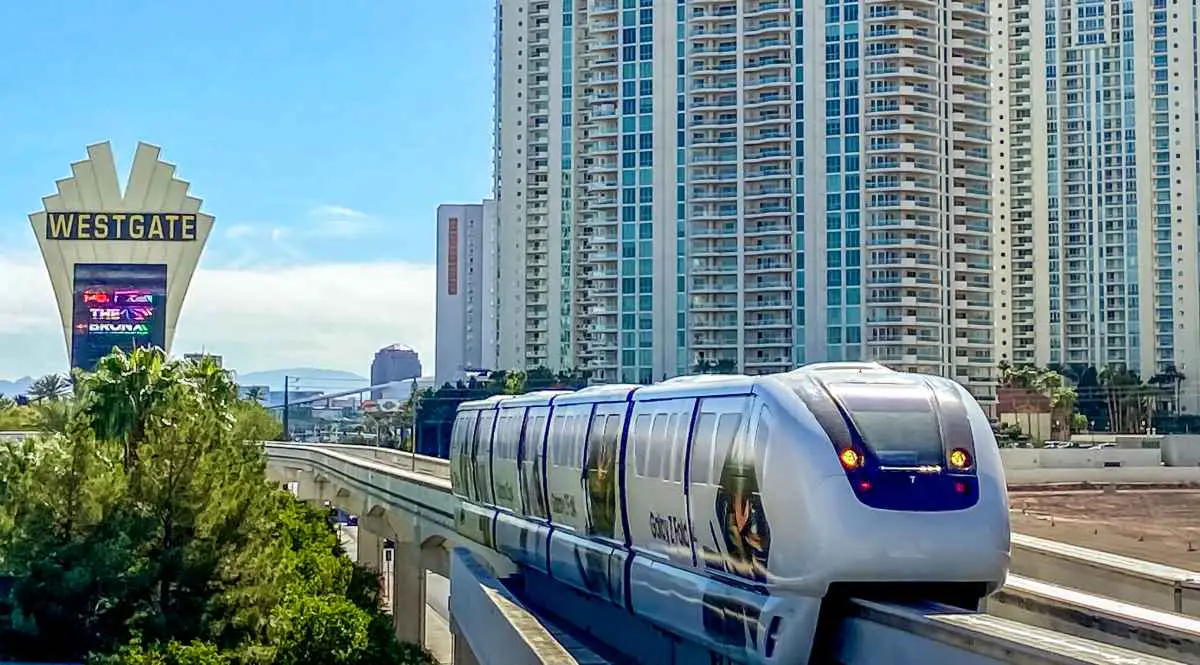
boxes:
[493,0,995,404]
[993,0,1200,410]
[435,201,499,386]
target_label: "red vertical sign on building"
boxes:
[447,217,459,295]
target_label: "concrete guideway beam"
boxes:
[449,548,603,665]
[830,599,1185,665]
[988,574,1200,662]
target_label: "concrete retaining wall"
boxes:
[1005,466,1200,485]
[1162,435,1200,467]
[1000,448,1163,470]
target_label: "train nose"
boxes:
[811,474,1011,584]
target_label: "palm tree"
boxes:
[1150,364,1186,415]
[79,347,179,471]
[28,374,69,402]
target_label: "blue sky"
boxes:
[0,1,494,379]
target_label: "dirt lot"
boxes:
[1009,488,1200,570]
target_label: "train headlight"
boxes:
[948,448,972,470]
[839,448,862,470]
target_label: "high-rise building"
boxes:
[435,201,500,386]
[494,0,996,404]
[370,345,422,400]
[993,0,1200,410]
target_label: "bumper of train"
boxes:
[782,473,1011,592]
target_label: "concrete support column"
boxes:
[392,541,426,646]
[357,528,383,572]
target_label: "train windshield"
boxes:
[827,382,944,467]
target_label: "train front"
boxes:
[784,366,1011,609]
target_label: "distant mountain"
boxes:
[236,368,368,394]
[0,376,33,397]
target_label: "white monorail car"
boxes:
[448,363,1011,665]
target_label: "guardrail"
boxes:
[989,574,1200,662]
[1010,533,1200,616]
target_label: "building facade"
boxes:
[993,0,1200,411]
[370,344,422,400]
[494,0,996,403]
[435,201,500,386]
[29,142,215,372]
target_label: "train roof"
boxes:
[458,394,516,411]
[497,390,572,408]
[552,383,641,406]
[634,373,759,400]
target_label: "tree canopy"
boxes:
[0,347,433,665]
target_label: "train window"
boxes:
[493,414,506,461]
[572,415,586,468]
[690,412,717,485]
[830,383,943,466]
[714,412,744,483]
[549,414,566,466]
[667,413,683,483]
[632,414,652,477]
[648,414,668,478]
[753,403,772,470]
[506,413,520,460]
[508,412,523,460]
[754,406,772,462]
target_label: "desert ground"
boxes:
[1009,486,1200,570]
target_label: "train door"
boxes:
[686,396,755,579]
[473,409,498,505]
[686,395,773,659]
[460,411,480,501]
[449,413,465,498]
[519,406,551,520]
[582,402,628,543]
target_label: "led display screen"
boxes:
[70,263,168,372]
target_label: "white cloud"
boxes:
[303,204,379,239]
[0,252,436,380]
[309,205,367,220]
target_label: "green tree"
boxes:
[0,347,431,664]
[27,374,70,402]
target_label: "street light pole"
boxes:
[283,375,291,441]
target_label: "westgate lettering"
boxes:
[46,212,199,241]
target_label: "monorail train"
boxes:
[449,362,1011,665]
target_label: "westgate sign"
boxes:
[29,141,215,366]
[45,212,201,241]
